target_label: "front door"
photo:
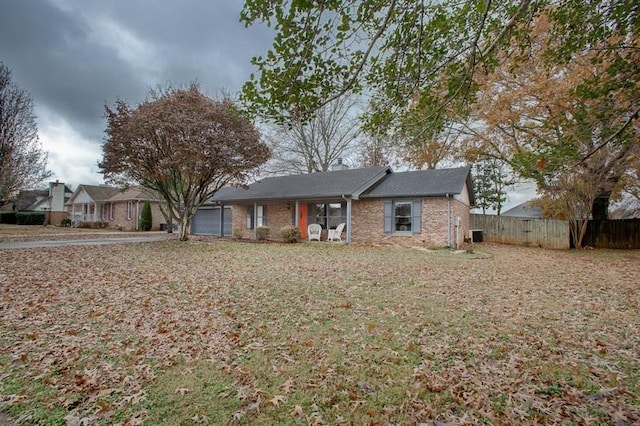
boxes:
[299,204,307,239]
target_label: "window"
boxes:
[328,203,342,229]
[308,202,346,229]
[127,201,133,220]
[110,203,114,220]
[246,205,267,229]
[384,200,422,234]
[394,201,412,232]
[257,206,266,227]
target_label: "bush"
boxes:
[76,221,108,229]
[233,227,245,240]
[140,200,152,231]
[280,225,300,243]
[60,218,72,227]
[256,226,270,241]
[16,212,45,225]
[0,211,17,224]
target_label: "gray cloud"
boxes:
[0,0,272,184]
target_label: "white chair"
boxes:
[307,223,322,241]
[327,223,345,242]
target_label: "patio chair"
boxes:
[308,223,322,241]
[327,223,345,242]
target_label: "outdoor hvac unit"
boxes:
[470,229,483,243]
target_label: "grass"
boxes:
[0,234,639,424]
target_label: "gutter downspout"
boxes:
[446,194,451,247]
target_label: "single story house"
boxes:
[66,185,167,231]
[193,166,474,247]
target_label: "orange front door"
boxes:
[299,204,308,239]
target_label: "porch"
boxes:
[232,199,353,243]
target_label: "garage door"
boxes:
[192,207,233,236]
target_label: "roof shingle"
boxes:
[361,167,472,199]
[212,166,390,203]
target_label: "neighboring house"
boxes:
[28,181,74,224]
[67,185,167,231]
[0,181,73,225]
[501,200,544,218]
[67,185,120,224]
[105,187,167,231]
[194,166,474,247]
[1,189,47,212]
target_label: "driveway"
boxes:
[0,235,172,249]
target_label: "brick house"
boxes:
[67,185,167,231]
[194,166,474,247]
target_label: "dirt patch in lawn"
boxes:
[1,241,638,424]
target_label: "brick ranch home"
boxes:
[193,166,474,247]
[66,185,167,231]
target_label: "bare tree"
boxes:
[264,96,362,174]
[0,63,50,205]
[100,85,270,241]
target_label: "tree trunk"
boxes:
[592,196,609,220]
[177,210,195,241]
[178,218,189,241]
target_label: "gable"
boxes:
[70,188,94,204]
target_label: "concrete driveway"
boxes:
[0,235,172,249]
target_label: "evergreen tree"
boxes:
[140,200,152,231]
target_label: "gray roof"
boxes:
[108,187,163,202]
[210,166,474,204]
[361,167,473,201]
[211,166,391,203]
[501,200,543,218]
[69,185,120,203]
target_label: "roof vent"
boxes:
[332,158,349,171]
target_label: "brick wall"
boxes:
[228,198,470,246]
[104,201,166,231]
[230,203,295,240]
[352,198,470,247]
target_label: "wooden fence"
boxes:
[582,219,640,249]
[470,214,570,250]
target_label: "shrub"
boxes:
[140,200,152,231]
[232,227,245,240]
[0,211,17,224]
[16,212,45,225]
[60,218,72,227]
[280,225,300,243]
[76,221,108,229]
[256,226,270,241]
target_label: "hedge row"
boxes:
[0,211,17,224]
[16,212,46,225]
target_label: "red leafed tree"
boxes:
[100,85,270,241]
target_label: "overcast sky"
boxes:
[0,0,535,210]
[0,0,272,186]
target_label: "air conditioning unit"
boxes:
[470,229,483,243]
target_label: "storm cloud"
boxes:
[0,0,272,185]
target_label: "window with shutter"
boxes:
[384,200,422,234]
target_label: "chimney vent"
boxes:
[332,158,349,171]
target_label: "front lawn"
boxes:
[1,241,638,424]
